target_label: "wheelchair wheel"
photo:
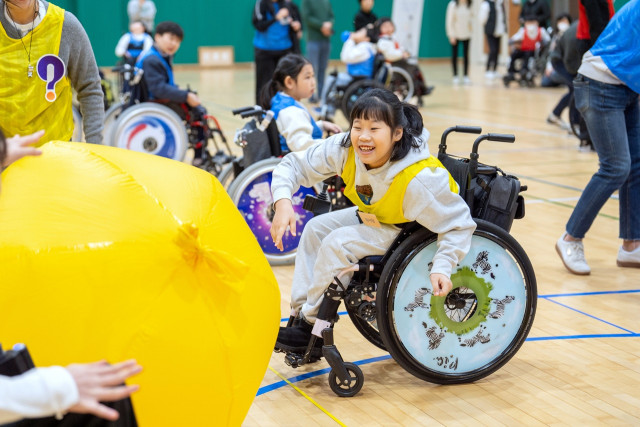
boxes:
[103,101,125,147]
[328,362,364,397]
[111,103,188,161]
[341,79,385,120]
[345,304,386,351]
[72,106,84,142]
[227,157,318,266]
[387,66,414,103]
[376,219,536,384]
[216,160,238,190]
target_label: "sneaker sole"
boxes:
[555,243,591,275]
[617,260,640,268]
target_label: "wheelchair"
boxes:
[104,64,234,174]
[319,55,414,122]
[503,41,550,88]
[221,106,351,265]
[276,126,537,398]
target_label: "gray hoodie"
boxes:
[271,131,476,277]
[0,0,104,143]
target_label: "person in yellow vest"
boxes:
[0,0,104,145]
[270,88,476,355]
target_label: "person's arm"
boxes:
[142,57,189,103]
[142,35,153,52]
[540,28,551,45]
[252,0,277,32]
[115,34,130,58]
[62,12,104,144]
[445,2,456,41]
[127,1,140,21]
[340,39,372,64]
[276,107,319,152]
[403,168,477,279]
[479,2,489,26]
[509,27,524,44]
[0,367,78,423]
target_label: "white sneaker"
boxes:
[617,245,640,268]
[452,76,460,85]
[484,71,493,79]
[556,233,591,275]
[463,76,471,85]
[547,113,570,130]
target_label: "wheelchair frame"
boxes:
[276,127,537,397]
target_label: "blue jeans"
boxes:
[306,39,331,100]
[567,74,640,240]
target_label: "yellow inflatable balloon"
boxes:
[0,142,280,426]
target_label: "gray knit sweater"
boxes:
[0,0,104,143]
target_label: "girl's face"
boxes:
[379,21,395,36]
[350,117,402,169]
[284,63,316,101]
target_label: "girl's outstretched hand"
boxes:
[430,273,453,297]
[270,198,296,251]
[323,121,342,135]
[3,130,44,168]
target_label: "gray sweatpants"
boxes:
[291,207,401,323]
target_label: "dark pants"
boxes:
[508,50,534,74]
[254,47,291,104]
[486,35,500,72]
[451,39,470,76]
[1,398,137,427]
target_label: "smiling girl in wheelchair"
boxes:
[270,88,476,355]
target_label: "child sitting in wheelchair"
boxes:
[503,16,550,87]
[114,20,153,95]
[259,54,341,153]
[270,88,476,356]
[133,21,208,165]
[317,26,378,121]
[376,17,434,106]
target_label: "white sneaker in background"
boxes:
[555,233,591,275]
[463,76,471,85]
[617,245,640,268]
[484,70,493,79]
[452,76,460,85]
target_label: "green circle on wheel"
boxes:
[429,266,493,335]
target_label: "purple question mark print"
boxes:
[36,54,66,102]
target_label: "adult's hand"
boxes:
[2,130,44,169]
[66,359,142,421]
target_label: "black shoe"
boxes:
[424,86,434,96]
[275,321,323,356]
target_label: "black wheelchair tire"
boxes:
[216,160,238,190]
[376,219,537,385]
[328,362,364,397]
[345,305,386,351]
[387,66,414,103]
[340,79,386,120]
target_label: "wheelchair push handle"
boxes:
[240,109,266,119]
[486,133,516,143]
[468,132,516,177]
[232,105,261,116]
[438,125,483,155]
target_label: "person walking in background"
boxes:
[301,0,334,104]
[127,0,156,33]
[252,0,299,104]
[556,0,640,275]
[544,14,573,130]
[479,0,506,80]
[446,0,473,85]
[0,0,104,144]
[354,0,377,31]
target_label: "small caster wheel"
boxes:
[328,362,364,397]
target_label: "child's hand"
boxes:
[3,130,44,168]
[186,92,201,107]
[270,199,296,251]
[430,273,453,297]
[322,121,342,135]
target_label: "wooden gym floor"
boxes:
[130,60,640,425]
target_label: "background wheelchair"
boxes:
[102,64,234,175]
[319,55,414,122]
[277,126,536,398]
[503,41,550,88]
[221,106,351,265]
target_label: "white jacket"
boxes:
[446,1,473,41]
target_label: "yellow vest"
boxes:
[0,4,73,145]
[341,146,459,224]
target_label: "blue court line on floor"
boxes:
[540,289,640,298]
[259,333,639,396]
[540,296,636,334]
